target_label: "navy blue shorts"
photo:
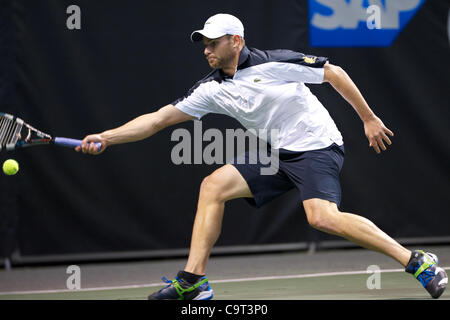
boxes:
[232,143,345,208]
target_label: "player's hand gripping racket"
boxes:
[0,112,101,152]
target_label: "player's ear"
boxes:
[231,35,241,48]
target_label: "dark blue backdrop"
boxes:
[1,0,449,262]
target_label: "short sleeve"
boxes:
[263,50,329,84]
[260,60,325,84]
[273,61,325,84]
[172,82,215,120]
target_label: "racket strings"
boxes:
[0,116,22,146]
[0,113,53,150]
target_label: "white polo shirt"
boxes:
[173,46,343,152]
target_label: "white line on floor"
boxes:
[1,267,449,296]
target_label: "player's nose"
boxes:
[204,46,212,56]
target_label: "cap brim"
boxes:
[190,29,227,42]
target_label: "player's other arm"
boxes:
[323,62,394,154]
[76,104,194,154]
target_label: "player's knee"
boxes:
[306,212,330,231]
[304,201,340,233]
[199,174,227,203]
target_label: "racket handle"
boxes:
[54,137,102,152]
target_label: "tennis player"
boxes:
[77,14,447,300]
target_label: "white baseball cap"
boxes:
[191,13,244,42]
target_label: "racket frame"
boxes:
[0,112,100,152]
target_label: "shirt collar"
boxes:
[237,46,250,69]
[218,46,250,80]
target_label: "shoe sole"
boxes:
[193,290,214,300]
[427,268,448,299]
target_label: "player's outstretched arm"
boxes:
[323,62,394,154]
[76,104,194,155]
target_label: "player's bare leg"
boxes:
[303,198,448,298]
[184,164,253,275]
[148,164,252,300]
[303,198,411,266]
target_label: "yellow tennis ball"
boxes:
[3,159,19,176]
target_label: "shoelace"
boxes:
[161,276,176,284]
[156,276,179,293]
[416,269,435,287]
[159,275,209,299]
[413,251,436,287]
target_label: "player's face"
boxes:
[203,36,235,70]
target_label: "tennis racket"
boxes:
[0,112,101,152]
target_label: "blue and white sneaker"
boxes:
[405,250,448,299]
[148,272,214,300]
